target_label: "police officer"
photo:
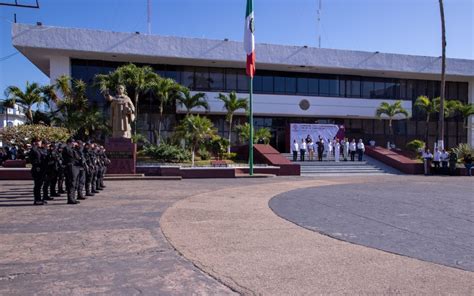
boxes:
[84,142,96,197]
[75,140,87,200]
[56,143,66,195]
[41,140,54,202]
[62,138,80,205]
[29,138,45,205]
[47,141,61,198]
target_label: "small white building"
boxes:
[0,102,27,147]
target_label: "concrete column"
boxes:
[468,79,474,147]
[49,55,70,91]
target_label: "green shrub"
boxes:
[223,152,238,161]
[451,143,474,159]
[142,143,191,163]
[406,139,425,153]
[207,135,229,159]
[0,124,70,147]
[198,148,210,160]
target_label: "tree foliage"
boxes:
[0,124,70,147]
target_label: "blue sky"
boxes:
[1,0,473,94]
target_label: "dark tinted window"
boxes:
[225,69,237,91]
[297,78,308,94]
[350,79,361,97]
[195,67,209,90]
[181,67,194,89]
[262,76,273,92]
[285,77,296,94]
[253,75,263,92]
[209,68,224,91]
[362,80,373,98]
[458,82,468,103]
[274,76,285,93]
[237,71,249,92]
[319,79,329,95]
[308,78,319,95]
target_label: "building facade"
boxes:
[12,23,474,152]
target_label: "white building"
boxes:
[0,102,27,128]
[12,23,474,151]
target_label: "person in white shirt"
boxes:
[307,139,314,161]
[292,139,299,162]
[422,148,434,175]
[433,147,442,174]
[300,139,307,161]
[343,138,349,161]
[327,138,333,161]
[349,139,357,161]
[440,149,449,173]
[334,139,341,162]
[357,139,365,161]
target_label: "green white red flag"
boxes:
[244,0,255,77]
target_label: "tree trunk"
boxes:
[27,108,33,123]
[425,114,430,144]
[134,93,139,137]
[227,115,233,154]
[158,106,163,145]
[438,0,446,150]
[389,119,393,146]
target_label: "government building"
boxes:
[12,23,474,152]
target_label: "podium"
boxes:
[105,138,136,174]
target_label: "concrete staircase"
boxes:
[282,154,397,176]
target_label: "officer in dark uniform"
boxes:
[56,143,66,194]
[75,140,87,200]
[90,143,99,195]
[47,141,61,198]
[41,140,54,202]
[62,138,80,205]
[84,141,96,197]
[29,138,45,205]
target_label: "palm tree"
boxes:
[176,87,209,115]
[456,102,474,129]
[175,114,216,166]
[415,95,437,142]
[147,76,181,144]
[375,100,410,144]
[4,81,43,123]
[438,0,447,149]
[217,91,248,153]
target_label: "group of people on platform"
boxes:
[421,147,473,176]
[292,135,365,162]
[28,138,110,205]
[0,145,26,165]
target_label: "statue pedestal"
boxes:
[105,138,136,174]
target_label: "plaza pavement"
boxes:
[1,176,473,295]
[161,175,474,295]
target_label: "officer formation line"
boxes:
[29,138,110,205]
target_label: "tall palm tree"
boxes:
[438,0,447,149]
[176,87,209,115]
[415,95,437,143]
[217,91,248,153]
[175,114,216,166]
[147,76,181,144]
[4,81,43,123]
[375,100,410,143]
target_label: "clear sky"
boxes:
[0,0,473,94]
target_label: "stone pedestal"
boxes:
[105,138,136,174]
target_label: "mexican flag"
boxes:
[244,0,255,77]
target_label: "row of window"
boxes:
[71,59,469,103]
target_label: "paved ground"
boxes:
[161,175,474,295]
[269,179,474,272]
[1,176,473,295]
[0,179,276,295]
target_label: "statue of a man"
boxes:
[104,85,135,139]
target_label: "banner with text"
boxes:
[290,124,343,145]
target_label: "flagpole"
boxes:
[249,76,254,176]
